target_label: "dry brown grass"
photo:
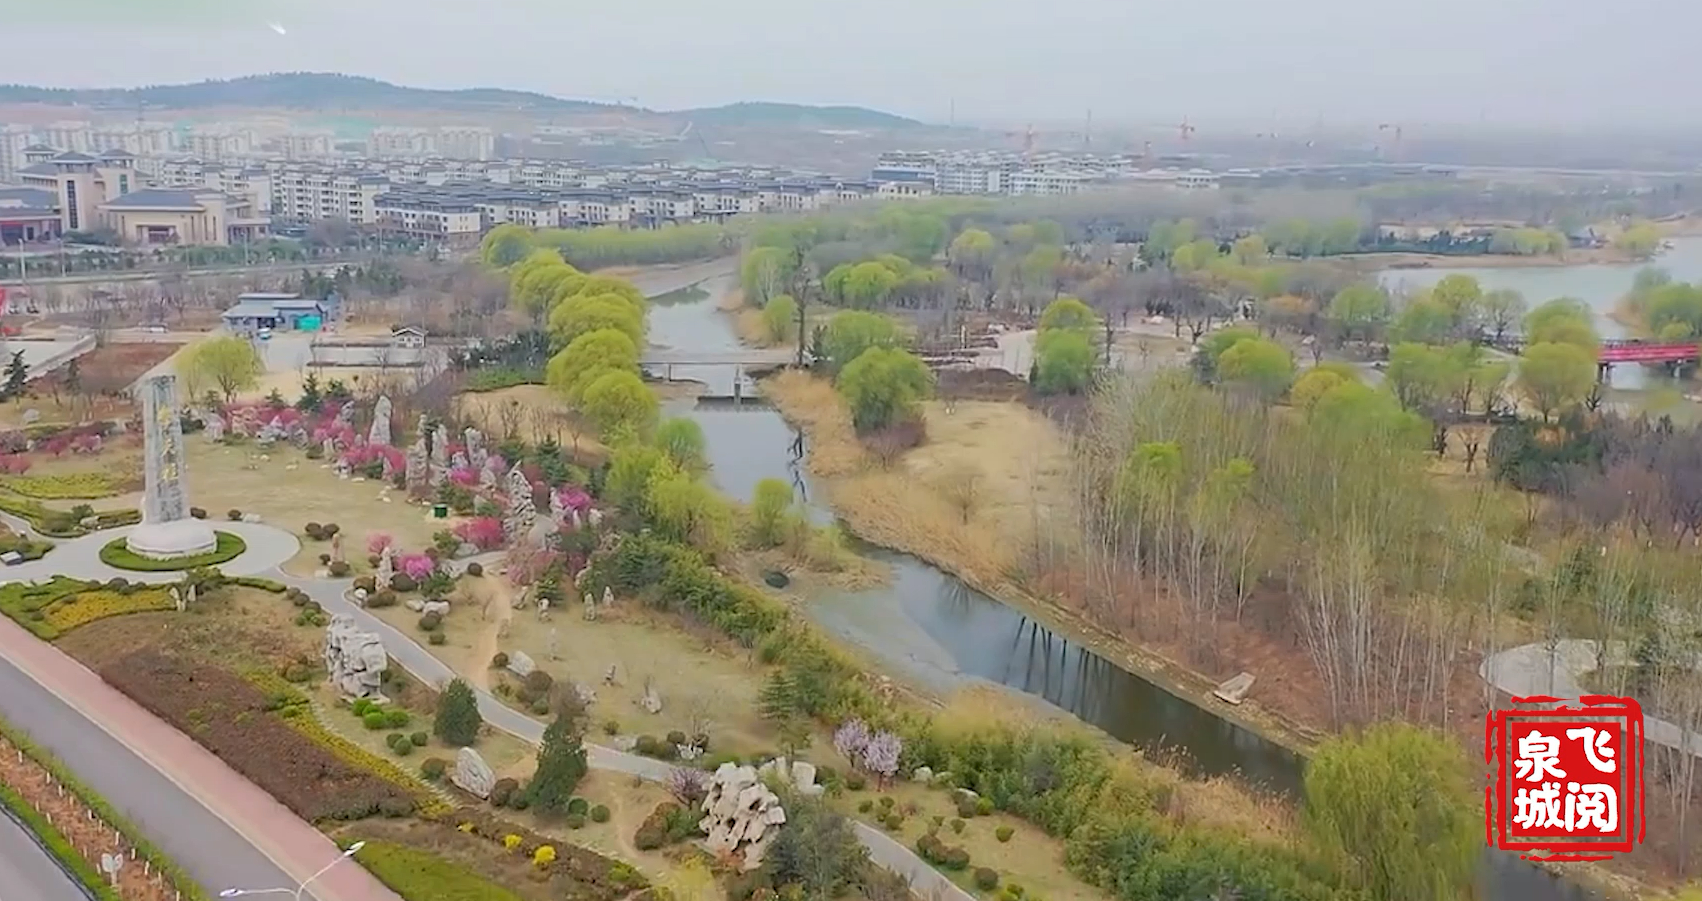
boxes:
[370,580,783,758]
[761,370,1071,589]
[455,385,609,466]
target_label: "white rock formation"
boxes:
[506,649,537,677]
[321,614,389,700]
[699,763,787,871]
[452,747,496,799]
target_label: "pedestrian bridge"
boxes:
[638,348,797,368]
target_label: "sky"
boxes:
[0,0,1692,131]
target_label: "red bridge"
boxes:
[1597,339,1700,364]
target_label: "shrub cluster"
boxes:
[632,801,697,850]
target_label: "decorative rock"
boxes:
[451,747,496,799]
[404,598,426,613]
[353,587,369,605]
[574,683,597,706]
[404,439,429,497]
[603,663,619,685]
[639,680,663,714]
[911,766,934,784]
[1213,672,1256,705]
[241,512,262,523]
[368,396,393,446]
[21,408,40,424]
[422,600,450,616]
[503,464,537,542]
[699,763,786,872]
[601,587,614,606]
[321,614,389,700]
[583,594,598,621]
[204,412,226,441]
[791,761,820,795]
[376,546,395,590]
[506,650,536,678]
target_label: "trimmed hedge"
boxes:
[98,532,247,572]
[0,715,205,901]
[231,576,287,593]
[348,838,527,901]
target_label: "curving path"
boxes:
[0,517,302,584]
[1481,639,1702,758]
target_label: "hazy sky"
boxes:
[0,0,1690,129]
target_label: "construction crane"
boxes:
[1377,122,1403,160]
[1178,118,1197,143]
[1000,124,1037,160]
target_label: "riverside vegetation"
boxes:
[743,204,1702,894]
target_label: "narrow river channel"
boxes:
[639,268,1602,901]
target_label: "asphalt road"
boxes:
[0,807,85,901]
[0,653,317,901]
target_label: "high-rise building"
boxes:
[435,127,496,161]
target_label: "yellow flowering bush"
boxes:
[458,822,476,833]
[0,473,122,500]
[503,834,522,851]
[532,845,556,868]
[41,588,173,635]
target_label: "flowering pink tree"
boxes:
[448,466,478,487]
[502,542,558,587]
[453,517,505,551]
[398,553,436,580]
[861,731,902,784]
[366,532,394,556]
[0,455,28,474]
[557,486,592,513]
[833,719,871,760]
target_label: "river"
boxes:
[1379,235,1702,391]
[641,269,1602,901]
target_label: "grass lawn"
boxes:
[98,531,247,571]
[369,571,780,759]
[182,438,444,577]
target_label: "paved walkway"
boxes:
[1,516,301,584]
[0,613,400,901]
[1481,639,1702,758]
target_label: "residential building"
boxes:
[367,127,435,158]
[40,121,92,154]
[390,326,427,349]
[374,189,484,243]
[221,294,324,333]
[271,165,388,225]
[99,188,268,246]
[182,127,254,161]
[277,130,335,160]
[436,127,495,161]
[1173,170,1220,190]
[0,126,31,185]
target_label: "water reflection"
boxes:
[655,281,1594,901]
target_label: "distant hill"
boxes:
[674,101,924,130]
[0,73,625,114]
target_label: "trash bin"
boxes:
[432,504,449,519]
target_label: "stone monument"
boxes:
[504,464,536,541]
[368,395,393,446]
[452,747,495,799]
[126,375,218,560]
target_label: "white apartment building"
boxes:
[278,130,334,160]
[182,128,255,161]
[40,121,93,154]
[435,127,495,161]
[1008,169,1088,196]
[271,166,389,225]
[0,126,32,184]
[367,127,435,158]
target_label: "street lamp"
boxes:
[218,841,365,901]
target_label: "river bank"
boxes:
[1345,246,1650,271]
[757,369,1325,758]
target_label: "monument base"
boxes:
[125,519,219,560]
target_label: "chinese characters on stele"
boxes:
[1486,696,1645,861]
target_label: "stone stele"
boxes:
[126,374,217,560]
[321,614,389,700]
[451,747,496,799]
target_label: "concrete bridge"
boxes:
[637,348,797,367]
